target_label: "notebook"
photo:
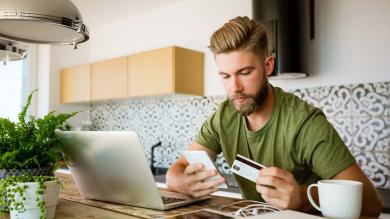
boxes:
[55,131,207,210]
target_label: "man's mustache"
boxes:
[231,93,252,99]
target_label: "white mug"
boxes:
[307,180,363,219]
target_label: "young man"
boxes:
[166,16,382,216]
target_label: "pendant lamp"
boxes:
[0,39,27,65]
[0,0,89,47]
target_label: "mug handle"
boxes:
[307,184,321,212]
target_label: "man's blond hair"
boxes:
[209,16,268,60]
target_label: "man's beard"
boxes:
[229,79,269,116]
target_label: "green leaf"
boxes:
[0,90,78,169]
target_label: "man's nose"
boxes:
[231,76,243,92]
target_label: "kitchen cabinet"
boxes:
[60,64,91,103]
[127,46,204,96]
[60,46,204,103]
[91,57,128,101]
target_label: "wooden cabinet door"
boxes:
[174,47,204,96]
[128,47,174,97]
[91,57,128,101]
[61,64,91,103]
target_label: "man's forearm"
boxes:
[361,183,382,217]
[166,162,188,194]
[298,185,319,213]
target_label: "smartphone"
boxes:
[182,150,228,189]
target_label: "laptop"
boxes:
[55,131,208,210]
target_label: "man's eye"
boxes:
[221,74,230,79]
[241,71,250,75]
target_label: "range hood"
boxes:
[253,0,314,79]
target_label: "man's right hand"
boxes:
[183,163,225,198]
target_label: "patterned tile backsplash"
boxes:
[90,81,390,189]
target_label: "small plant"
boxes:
[0,174,61,218]
[0,90,77,218]
[0,90,78,171]
[59,123,72,131]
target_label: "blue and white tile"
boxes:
[327,117,353,149]
[352,117,390,152]
[289,87,321,108]
[89,81,390,184]
[153,145,178,168]
[215,154,231,174]
[353,151,390,189]
[351,82,390,117]
[318,85,352,118]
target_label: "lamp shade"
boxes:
[0,0,89,45]
[0,40,26,64]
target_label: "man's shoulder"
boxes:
[215,98,239,116]
[275,86,321,117]
[207,98,241,127]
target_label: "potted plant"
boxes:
[0,90,77,219]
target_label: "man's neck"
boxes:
[245,85,275,131]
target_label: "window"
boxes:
[0,59,28,122]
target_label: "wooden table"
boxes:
[1,172,241,219]
[55,173,243,218]
[0,173,383,218]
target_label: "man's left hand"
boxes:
[256,167,304,210]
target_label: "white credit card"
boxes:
[231,154,266,183]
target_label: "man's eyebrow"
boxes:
[218,66,254,75]
[236,66,254,73]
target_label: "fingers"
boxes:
[192,176,225,191]
[257,167,294,191]
[256,183,294,209]
[190,187,218,198]
[259,167,294,182]
[186,180,223,197]
[256,183,280,198]
[184,163,204,175]
[256,167,302,210]
[183,164,225,198]
[186,168,218,183]
[256,175,288,192]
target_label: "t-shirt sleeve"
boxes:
[295,110,356,179]
[195,112,222,154]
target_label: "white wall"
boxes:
[36,45,50,118]
[49,42,90,128]
[87,0,390,93]
[26,44,53,118]
[271,0,390,89]
[47,0,390,115]
[89,0,252,96]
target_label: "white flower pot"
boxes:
[9,180,60,219]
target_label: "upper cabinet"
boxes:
[60,64,91,103]
[128,46,204,97]
[60,46,204,103]
[91,57,128,101]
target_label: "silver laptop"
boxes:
[55,131,207,210]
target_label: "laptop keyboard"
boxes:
[162,196,186,204]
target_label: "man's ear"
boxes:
[264,56,275,76]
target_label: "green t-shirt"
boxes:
[195,86,356,201]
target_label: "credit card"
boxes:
[231,154,266,183]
